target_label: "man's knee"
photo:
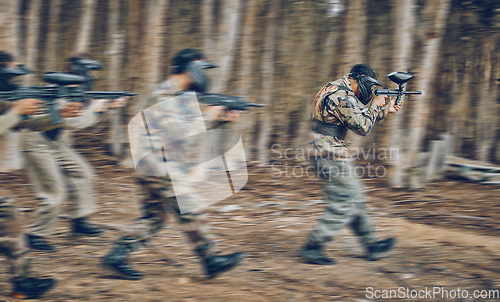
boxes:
[70,163,94,180]
[36,196,64,212]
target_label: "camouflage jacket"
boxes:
[129,79,247,213]
[129,79,212,197]
[309,75,387,157]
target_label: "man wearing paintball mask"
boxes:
[299,64,401,265]
[0,50,87,299]
[21,54,122,251]
[101,48,244,280]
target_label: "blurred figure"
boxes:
[66,53,102,91]
[101,48,244,280]
[22,54,119,251]
[0,50,66,299]
[0,195,56,299]
[299,64,400,265]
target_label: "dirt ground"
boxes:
[0,131,499,301]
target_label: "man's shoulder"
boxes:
[153,78,180,96]
[325,82,349,100]
[322,78,350,93]
[142,79,181,106]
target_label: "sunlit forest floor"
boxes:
[1,129,499,301]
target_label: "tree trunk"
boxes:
[385,0,416,188]
[341,0,367,151]
[24,0,41,85]
[494,42,500,162]
[202,0,216,59]
[0,2,20,55]
[44,0,61,72]
[256,0,278,165]
[451,56,471,157]
[143,0,168,93]
[237,0,257,160]
[475,39,495,162]
[289,2,317,148]
[107,0,126,158]
[125,0,144,113]
[212,0,242,93]
[75,0,96,53]
[404,0,451,189]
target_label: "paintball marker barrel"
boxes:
[375,89,422,96]
[43,72,87,86]
[374,71,421,105]
[0,72,138,124]
[196,93,264,111]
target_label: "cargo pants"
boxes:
[21,132,96,237]
[306,157,377,248]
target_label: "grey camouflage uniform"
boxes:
[111,79,215,257]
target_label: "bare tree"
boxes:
[212,0,243,92]
[202,0,216,58]
[292,5,341,148]
[404,0,451,188]
[448,53,472,157]
[107,0,127,157]
[0,1,20,55]
[290,3,320,148]
[44,0,61,72]
[125,0,145,105]
[340,0,367,150]
[24,0,41,85]
[143,0,169,93]
[385,0,416,188]
[256,0,278,165]
[237,0,258,159]
[75,0,96,53]
[475,39,496,162]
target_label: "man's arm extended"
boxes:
[0,99,67,134]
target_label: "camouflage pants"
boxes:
[21,135,96,237]
[113,175,214,256]
[0,197,30,279]
[306,158,377,248]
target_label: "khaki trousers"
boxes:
[21,132,96,237]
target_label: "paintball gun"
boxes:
[196,93,264,111]
[374,71,422,105]
[0,72,137,124]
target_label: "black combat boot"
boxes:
[10,277,56,299]
[366,237,395,261]
[299,244,336,265]
[26,234,56,252]
[202,252,245,279]
[101,246,143,280]
[72,217,103,236]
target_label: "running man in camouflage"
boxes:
[299,64,401,265]
[101,49,244,280]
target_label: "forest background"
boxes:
[0,0,499,189]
